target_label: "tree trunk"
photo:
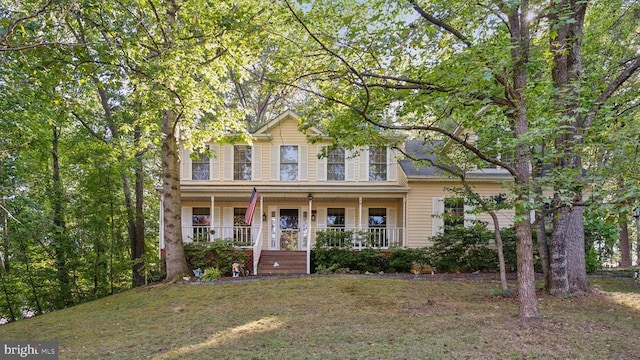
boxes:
[132,126,146,286]
[162,109,190,280]
[536,213,550,292]
[51,126,73,308]
[548,0,588,295]
[566,205,588,292]
[508,0,540,321]
[489,212,508,292]
[1,196,8,271]
[550,199,569,295]
[618,211,631,267]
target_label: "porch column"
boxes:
[307,196,312,274]
[358,197,363,230]
[403,196,407,247]
[210,196,215,240]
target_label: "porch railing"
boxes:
[314,227,404,249]
[182,226,255,248]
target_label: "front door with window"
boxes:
[279,209,299,250]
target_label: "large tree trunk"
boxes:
[548,0,589,295]
[566,205,588,291]
[536,212,550,292]
[508,0,540,320]
[618,211,631,267]
[162,110,190,280]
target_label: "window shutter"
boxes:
[181,207,193,242]
[299,145,308,181]
[222,207,234,239]
[387,147,397,181]
[359,147,369,181]
[180,148,192,181]
[270,145,279,180]
[252,145,262,180]
[223,145,233,180]
[387,208,397,227]
[346,208,356,229]
[317,208,327,228]
[346,149,355,181]
[210,145,220,180]
[464,204,475,227]
[317,145,327,181]
[432,197,444,236]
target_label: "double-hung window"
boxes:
[280,145,298,181]
[327,147,345,181]
[192,153,210,180]
[369,146,387,181]
[234,145,252,180]
[444,198,464,232]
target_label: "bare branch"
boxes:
[583,55,640,130]
[408,0,472,47]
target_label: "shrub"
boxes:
[428,224,498,273]
[202,267,221,282]
[184,241,249,276]
[388,247,431,273]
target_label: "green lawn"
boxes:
[1,276,639,359]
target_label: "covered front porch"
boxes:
[162,187,409,275]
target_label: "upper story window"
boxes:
[234,145,252,180]
[327,147,345,181]
[444,198,464,232]
[192,153,210,180]
[327,208,345,228]
[280,145,298,181]
[369,146,387,181]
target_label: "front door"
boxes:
[279,209,300,251]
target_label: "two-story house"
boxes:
[158,110,515,274]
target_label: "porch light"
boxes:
[307,193,313,201]
[311,210,317,221]
[262,212,267,221]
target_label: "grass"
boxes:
[1,275,639,359]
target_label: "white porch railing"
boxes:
[314,227,404,249]
[182,226,255,247]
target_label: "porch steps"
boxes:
[258,250,307,275]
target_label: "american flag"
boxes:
[244,187,258,225]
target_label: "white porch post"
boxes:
[210,196,215,240]
[403,196,407,247]
[358,197,363,230]
[307,196,312,274]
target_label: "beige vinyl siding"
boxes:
[210,145,220,180]
[405,181,514,248]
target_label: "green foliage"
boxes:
[184,241,249,276]
[201,267,221,282]
[388,247,431,273]
[584,205,618,271]
[427,224,517,273]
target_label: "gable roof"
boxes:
[253,110,324,137]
